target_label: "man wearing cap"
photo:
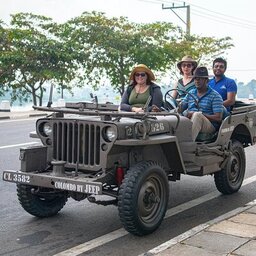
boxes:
[180,66,223,141]
[120,64,163,112]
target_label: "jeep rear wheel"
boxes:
[214,140,245,194]
[17,184,68,217]
[118,161,169,236]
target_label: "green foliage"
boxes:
[65,12,233,95]
[0,13,79,106]
[0,11,234,104]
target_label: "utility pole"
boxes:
[162,2,190,36]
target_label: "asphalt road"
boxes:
[1,118,256,256]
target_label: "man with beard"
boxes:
[208,57,237,112]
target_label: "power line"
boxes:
[138,0,256,31]
[138,0,256,73]
[191,9,256,30]
[190,2,256,25]
[159,0,256,25]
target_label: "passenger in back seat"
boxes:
[209,58,237,112]
[171,55,198,100]
[179,67,223,141]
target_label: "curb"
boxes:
[141,199,256,256]
[0,116,10,120]
[0,112,49,120]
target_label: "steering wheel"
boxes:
[164,88,199,112]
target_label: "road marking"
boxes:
[53,175,256,256]
[0,142,39,149]
[53,229,128,256]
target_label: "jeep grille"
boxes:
[52,121,102,170]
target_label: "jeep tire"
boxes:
[214,140,245,194]
[118,161,169,236]
[17,184,68,217]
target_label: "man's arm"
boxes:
[186,111,222,121]
[203,112,222,122]
[224,79,237,107]
[177,99,188,114]
[223,92,236,107]
[205,93,224,122]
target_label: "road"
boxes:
[1,118,256,256]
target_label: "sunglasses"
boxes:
[181,63,192,68]
[135,72,146,77]
[194,77,207,80]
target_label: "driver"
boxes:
[179,66,223,141]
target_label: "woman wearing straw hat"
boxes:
[172,55,198,99]
[120,64,163,112]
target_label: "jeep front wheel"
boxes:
[17,184,68,217]
[214,140,245,194]
[118,161,169,236]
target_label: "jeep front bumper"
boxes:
[3,170,102,195]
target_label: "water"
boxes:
[1,83,251,111]
[0,85,122,111]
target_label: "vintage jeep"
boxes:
[2,95,256,236]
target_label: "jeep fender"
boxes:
[115,134,185,173]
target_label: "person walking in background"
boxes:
[179,67,223,141]
[208,57,237,112]
[119,64,163,113]
[171,55,198,99]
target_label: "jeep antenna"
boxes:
[47,83,54,107]
[90,93,98,109]
[95,95,98,109]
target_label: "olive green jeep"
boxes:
[3,96,256,236]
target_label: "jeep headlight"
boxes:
[42,122,52,136]
[103,126,116,142]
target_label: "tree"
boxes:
[66,12,233,95]
[0,13,81,106]
[65,12,182,95]
[247,79,256,97]
[0,11,234,104]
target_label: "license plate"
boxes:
[3,171,31,184]
[3,170,102,195]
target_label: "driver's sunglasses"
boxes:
[194,77,207,81]
[135,72,146,77]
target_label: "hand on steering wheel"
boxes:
[164,88,199,112]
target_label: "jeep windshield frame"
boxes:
[33,105,181,130]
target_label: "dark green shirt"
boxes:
[120,83,163,112]
[129,87,150,108]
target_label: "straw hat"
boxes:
[129,64,156,81]
[177,56,198,71]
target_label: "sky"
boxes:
[1,0,256,84]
